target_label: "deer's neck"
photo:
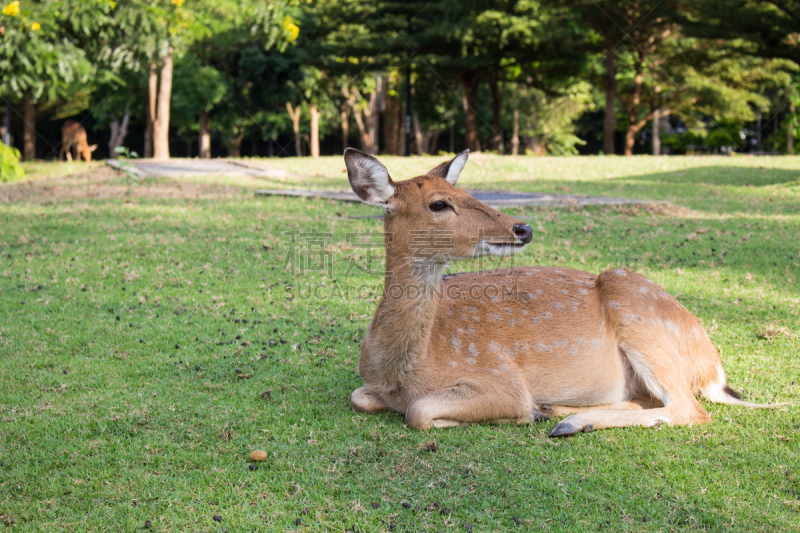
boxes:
[366,240,447,391]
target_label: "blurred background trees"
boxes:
[2,0,799,161]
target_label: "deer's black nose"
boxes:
[513,223,533,244]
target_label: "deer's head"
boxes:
[344,149,532,264]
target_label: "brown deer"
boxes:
[345,148,779,436]
[60,120,97,162]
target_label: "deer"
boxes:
[60,120,97,162]
[344,148,780,436]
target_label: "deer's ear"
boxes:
[425,149,469,185]
[344,148,396,207]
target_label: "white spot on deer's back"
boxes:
[490,369,501,375]
[553,302,564,311]
[535,289,544,295]
[614,269,627,276]
[466,326,475,335]
[622,312,643,324]
[576,338,586,346]
[561,289,569,295]
[466,357,477,365]
[504,307,513,314]
[449,361,458,367]
[488,341,500,354]
[447,309,454,317]
[531,316,541,325]
[520,309,528,316]
[665,319,680,335]
[569,346,578,355]
[534,342,549,352]
[552,340,567,348]
[451,335,461,354]
[589,339,602,350]
[638,286,649,295]
[498,364,510,372]
[468,343,479,358]
[577,288,588,295]
[542,312,553,320]
[607,301,621,310]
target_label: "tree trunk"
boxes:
[624,50,645,156]
[368,74,385,155]
[461,73,481,152]
[603,29,617,155]
[23,92,35,161]
[490,79,501,153]
[652,108,661,156]
[145,60,158,158]
[412,111,425,156]
[225,130,244,157]
[341,107,350,152]
[511,86,520,156]
[383,94,402,156]
[286,102,302,156]
[153,45,173,160]
[108,107,130,159]
[1,99,8,147]
[789,102,795,155]
[199,110,211,158]
[309,102,320,159]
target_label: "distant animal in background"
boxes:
[60,120,97,162]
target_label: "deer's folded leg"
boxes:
[404,380,545,430]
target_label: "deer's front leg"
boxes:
[404,381,547,430]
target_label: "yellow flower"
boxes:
[283,16,299,42]
[3,1,20,17]
[31,21,39,30]
[171,0,184,6]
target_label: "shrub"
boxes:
[0,143,25,183]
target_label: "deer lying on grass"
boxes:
[345,148,777,436]
[60,120,97,162]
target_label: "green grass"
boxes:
[1,155,798,532]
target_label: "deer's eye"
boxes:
[429,201,448,212]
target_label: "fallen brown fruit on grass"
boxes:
[249,450,268,462]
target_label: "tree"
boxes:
[188,2,298,157]
[0,0,93,160]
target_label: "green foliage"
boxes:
[0,0,93,102]
[170,56,228,140]
[516,81,595,155]
[0,142,24,182]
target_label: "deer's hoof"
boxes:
[549,417,595,437]
[531,408,550,423]
[549,421,580,437]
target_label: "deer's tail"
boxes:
[702,382,785,409]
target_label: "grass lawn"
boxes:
[1,155,798,532]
